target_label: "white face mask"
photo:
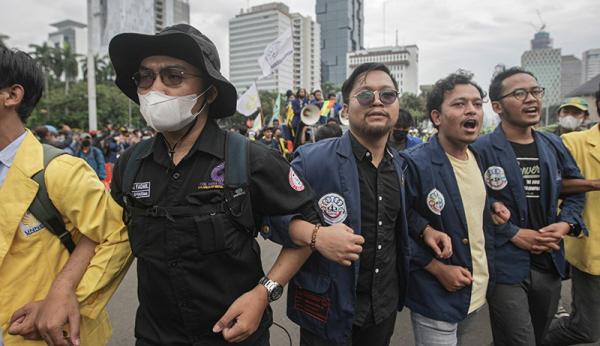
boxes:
[558,115,582,130]
[138,86,212,132]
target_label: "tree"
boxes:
[81,54,115,84]
[399,92,426,123]
[321,81,341,97]
[62,43,79,94]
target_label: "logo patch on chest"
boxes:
[318,193,348,225]
[19,211,45,236]
[132,182,151,199]
[426,188,445,215]
[484,166,508,190]
[198,162,225,189]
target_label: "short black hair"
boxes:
[312,89,322,96]
[426,71,485,127]
[489,67,536,102]
[342,63,398,104]
[315,123,343,141]
[0,46,44,122]
[396,109,413,128]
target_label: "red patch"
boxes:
[288,168,305,191]
[294,288,330,323]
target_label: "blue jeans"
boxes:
[410,308,480,346]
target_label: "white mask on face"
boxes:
[138,85,212,132]
[558,115,582,131]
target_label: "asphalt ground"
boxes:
[107,238,599,346]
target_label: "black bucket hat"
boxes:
[109,24,237,118]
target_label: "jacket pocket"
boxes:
[194,214,229,255]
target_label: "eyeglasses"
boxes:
[499,87,545,101]
[352,89,399,106]
[132,67,202,89]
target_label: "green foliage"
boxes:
[399,92,426,122]
[321,81,341,97]
[218,90,286,129]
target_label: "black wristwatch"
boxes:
[259,276,283,302]
[567,222,581,236]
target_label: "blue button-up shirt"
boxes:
[0,131,27,188]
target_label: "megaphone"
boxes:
[301,104,320,126]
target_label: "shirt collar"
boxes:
[0,131,27,168]
[152,119,225,165]
[349,131,393,162]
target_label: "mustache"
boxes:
[365,111,390,118]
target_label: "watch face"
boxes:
[270,285,284,302]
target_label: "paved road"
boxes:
[107,238,597,346]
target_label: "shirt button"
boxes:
[378,221,382,226]
[378,196,382,201]
[366,152,371,157]
[172,172,181,180]
[462,238,469,245]
[261,225,270,234]
[375,268,380,274]
[377,244,382,250]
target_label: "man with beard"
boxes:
[401,72,509,345]
[472,67,586,345]
[264,62,451,345]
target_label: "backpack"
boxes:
[121,132,258,236]
[29,144,76,253]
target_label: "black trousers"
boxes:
[488,268,561,346]
[300,312,397,346]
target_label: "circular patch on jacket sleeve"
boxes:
[426,188,445,215]
[288,168,305,191]
[484,166,508,190]
[318,193,348,225]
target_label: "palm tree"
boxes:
[81,54,115,84]
[62,43,79,94]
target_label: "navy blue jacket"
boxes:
[265,131,410,344]
[400,136,496,323]
[471,126,586,284]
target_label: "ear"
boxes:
[491,100,503,116]
[207,85,218,104]
[2,85,25,108]
[430,109,442,127]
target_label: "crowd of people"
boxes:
[1,22,600,346]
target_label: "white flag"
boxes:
[258,28,293,78]
[236,83,261,116]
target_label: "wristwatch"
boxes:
[259,276,283,302]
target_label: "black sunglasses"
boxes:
[132,67,202,89]
[352,89,399,106]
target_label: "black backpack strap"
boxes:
[120,138,155,222]
[224,132,257,236]
[30,144,76,253]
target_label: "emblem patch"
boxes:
[426,188,445,215]
[288,168,305,191]
[19,211,45,236]
[484,166,508,190]
[132,182,151,199]
[318,193,348,225]
[198,162,225,189]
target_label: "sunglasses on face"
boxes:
[499,87,545,101]
[352,89,399,106]
[132,67,202,89]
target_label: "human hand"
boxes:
[536,222,569,246]
[422,226,452,259]
[8,301,43,340]
[491,202,511,225]
[212,285,268,343]
[35,285,81,346]
[511,228,559,254]
[426,260,473,292]
[314,223,364,266]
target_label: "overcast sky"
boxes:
[2,0,599,94]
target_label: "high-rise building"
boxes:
[582,48,600,82]
[561,55,582,98]
[316,0,364,86]
[521,31,561,107]
[291,13,321,93]
[90,0,190,55]
[48,20,88,54]
[229,3,293,93]
[347,45,419,95]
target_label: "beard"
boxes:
[350,116,393,140]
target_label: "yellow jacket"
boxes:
[562,125,600,275]
[0,131,133,345]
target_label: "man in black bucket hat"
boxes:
[104,24,336,345]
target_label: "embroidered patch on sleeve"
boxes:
[293,287,331,323]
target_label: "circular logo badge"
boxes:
[484,166,508,190]
[210,162,225,184]
[318,193,348,225]
[288,168,305,191]
[427,188,445,215]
